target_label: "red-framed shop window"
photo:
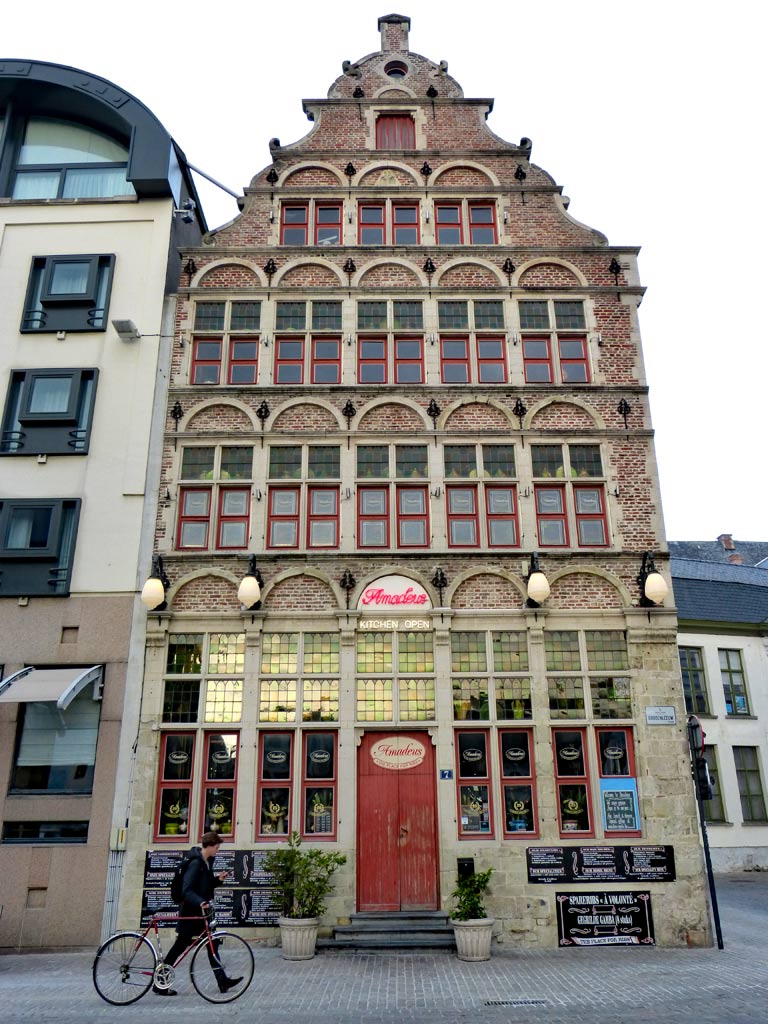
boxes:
[358,486,389,548]
[522,336,553,383]
[559,336,590,383]
[311,336,341,384]
[155,732,195,841]
[177,488,211,549]
[595,727,641,837]
[267,486,300,549]
[376,114,415,149]
[392,202,419,244]
[200,731,239,840]
[573,485,608,547]
[394,336,423,383]
[553,728,594,837]
[216,487,250,549]
[468,202,497,244]
[435,202,462,244]
[191,338,222,385]
[301,731,337,839]
[307,486,339,548]
[256,732,293,839]
[358,336,387,383]
[455,730,494,838]
[275,338,304,384]
[359,203,385,244]
[315,203,342,245]
[535,485,569,547]
[476,336,507,383]
[486,486,519,547]
[396,485,429,547]
[228,337,258,384]
[446,485,479,547]
[440,337,470,383]
[280,204,309,244]
[499,729,538,838]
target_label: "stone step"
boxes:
[320,910,457,950]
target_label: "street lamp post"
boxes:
[687,714,724,949]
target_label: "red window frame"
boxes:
[396,485,429,548]
[392,202,419,244]
[446,484,479,548]
[359,203,385,244]
[476,336,507,383]
[301,732,338,840]
[468,202,498,244]
[394,336,424,383]
[558,335,590,383]
[310,336,341,384]
[200,731,239,842]
[274,337,305,384]
[440,336,470,383]
[435,202,463,244]
[154,732,196,842]
[280,203,309,244]
[535,485,569,547]
[191,338,222,385]
[499,729,539,839]
[177,487,211,550]
[375,115,415,149]
[307,486,339,548]
[228,337,258,385]
[314,203,342,245]
[358,336,387,383]
[216,487,250,550]
[358,486,390,548]
[522,335,553,383]
[553,727,594,838]
[485,485,519,547]
[256,732,294,840]
[267,486,300,549]
[573,485,608,547]
[595,727,640,838]
[455,729,495,839]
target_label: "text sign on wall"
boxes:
[600,778,640,832]
[357,575,432,611]
[526,845,675,884]
[556,891,655,946]
[370,737,426,770]
[645,705,677,725]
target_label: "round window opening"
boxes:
[384,60,408,79]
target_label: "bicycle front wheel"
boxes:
[190,930,254,1003]
[93,931,157,1005]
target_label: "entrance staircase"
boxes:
[318,910,456,951]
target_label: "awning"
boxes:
[0,666,102,709]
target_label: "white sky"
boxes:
[5,0,765,543]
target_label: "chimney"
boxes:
[379,13,411,52]
[728,554,744,565]
[717,533,735,551]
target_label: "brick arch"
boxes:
[437,262,502,289]
[282,165,343,187]
[358,402,426,432]
[264,573,337,612]
[452,573,523,610]
[272,403,340,432]
[172,574,241,613]
[547,571,626,610]
[518,261,583,288]
[433,166,495,187]
[197,262,260,288]
[279,263,344,288]
[357,262,422,287]
[358,165,420,187]
[376,88,414,99]
[444,402,512,431]
[186,404,254,433]
[528,400,601,431]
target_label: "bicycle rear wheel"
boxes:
[93,931,157,1005]
[190,930,254,1003]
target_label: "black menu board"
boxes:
[526,845,675,884]
[556,891,655,945]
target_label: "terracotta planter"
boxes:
[453,917,494,961]
[278,916,319,960]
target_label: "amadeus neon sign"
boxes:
[357,574,432,630]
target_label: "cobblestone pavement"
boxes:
[1,874,767,1023]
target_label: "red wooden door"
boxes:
[357,732,438,911]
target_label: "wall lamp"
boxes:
[340,569,357,609]
[173,198,196,224]
[525,552,550,608]
[637,552,668,607]
[112,319,141,343]
[238,555,264,610]
[431,567,448,605]
[141,555,170,612]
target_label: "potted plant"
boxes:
[262,831,346,960]
[450,867,494,961]
[560,786,587,832]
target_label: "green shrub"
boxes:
[263,831,346,919]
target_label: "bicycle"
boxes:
[93,909,254,1005]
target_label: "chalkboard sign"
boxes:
[602,789,639,831]
[556,891,654,945]
[141,849,279,927]
[526,845,675,884]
